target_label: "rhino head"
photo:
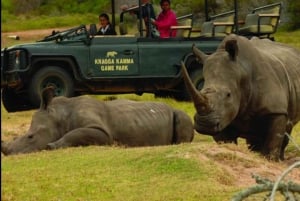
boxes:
[182,38,250,137]
[2,87,60,155]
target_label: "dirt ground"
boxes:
[1,28,300,194]
[1,27,70,48]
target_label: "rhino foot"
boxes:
[47,142,58,150]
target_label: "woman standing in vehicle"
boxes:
[151,0,177,38]
[97,13,117,35]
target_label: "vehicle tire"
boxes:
[29,66,74,107]
[1,87,35,112]
[174,58,204,101]
[154,91,174,99]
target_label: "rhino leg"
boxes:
[279,121,293,160]
[47,127,112,149]
[213,126,238,144]
[173,110,194,143]
[262,115,287,161]
[246,138,263,152]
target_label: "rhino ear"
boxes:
[225,39,238,61]
[40,86,55,110]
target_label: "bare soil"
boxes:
[1,27,70,48]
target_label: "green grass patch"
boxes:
[2,94,300,201]
[2,144,236,201]
[275,29,300,49]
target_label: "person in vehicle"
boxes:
[140,0,156,37]
[121,0,156,37]
[97,13,117,35]
[151,0,177,38]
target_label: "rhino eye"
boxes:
[227,92,231,98]
[28,135,34,139]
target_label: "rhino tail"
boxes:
[173,109,194,144]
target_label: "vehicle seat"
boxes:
[119,22,128,35]
[200,10,235,37]
[170,14,193,38]
[238,2,282,38]
[89,24,97,36]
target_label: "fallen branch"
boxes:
[231,167,300,201]
[270,161,300,201]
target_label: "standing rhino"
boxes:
[181,34,300,161]
[2,87,194,155]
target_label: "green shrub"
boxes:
[286,0,300,30]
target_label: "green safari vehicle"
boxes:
[1,0,281,112]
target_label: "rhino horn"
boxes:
[192,44,208,63]
[40,86,56,110]
[181,61,211,114]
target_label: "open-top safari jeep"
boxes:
[1,0,282,112]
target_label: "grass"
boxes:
[1,13,99,32]
[2,93,300,201]
[275,28,300,49]
[2,144,238,201]
[1,25,300,201]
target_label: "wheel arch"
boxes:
[30,56,82,82]
[182,53,203,73]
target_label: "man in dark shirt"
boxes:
[97,13,117,35]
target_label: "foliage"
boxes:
[2,14,97,32]
[1,0,298,32]
[7,0,110,15]
[275,29,300,49]
[286,0,300,30]
[1,6,300,201]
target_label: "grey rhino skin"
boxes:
[2,87,194,155]
[181,34,300,161]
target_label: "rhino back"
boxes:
[105,100,174,146]
[250,38,300,123]
[51,96,110,134]
[223,36,300,123]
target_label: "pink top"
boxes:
[155,10,177,38]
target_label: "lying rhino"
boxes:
[182,34,300,161]
[2,87,194,155]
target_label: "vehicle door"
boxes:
[88,36,139,77]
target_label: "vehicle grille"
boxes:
[7,50,27,71]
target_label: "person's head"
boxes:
[99,13,110,27]
[160,0,171,12]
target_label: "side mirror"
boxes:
[89,24,97,36]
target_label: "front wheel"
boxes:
[29,66,74,107]
[1,87,35,112]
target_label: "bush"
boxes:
[286,0,300,30]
